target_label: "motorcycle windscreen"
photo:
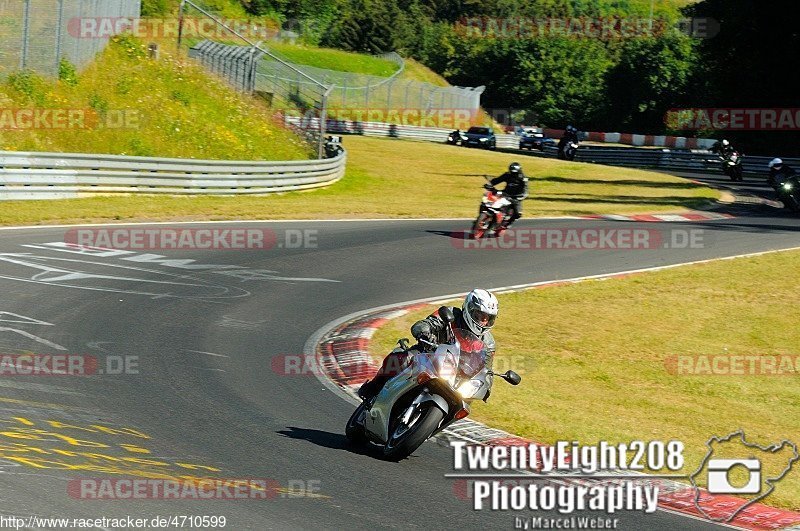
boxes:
[452,328,488,379]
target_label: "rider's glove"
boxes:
[416,333,435,350]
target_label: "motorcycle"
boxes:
[345,307,521,460]
[721,151,744,181]
[471,184,513,239]
[446,131,466,146]
[776,176,800,212]
[558,140,579,161]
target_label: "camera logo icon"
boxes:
[707,458,761,494]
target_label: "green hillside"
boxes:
[0,34,310,160]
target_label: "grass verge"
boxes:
[370,249,800,510]
[266,42,399,77]
[0,136,718,225]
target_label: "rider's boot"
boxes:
[358,375,389,401]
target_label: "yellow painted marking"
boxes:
[121,444,151,454]
[175,462,222,472]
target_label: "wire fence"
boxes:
[180,0,331,158]
[261,54,484,113]
[178,0,486,154]
[0,0,141,79]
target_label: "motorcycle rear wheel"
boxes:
[383,403,444,460]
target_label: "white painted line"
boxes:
[0,218,483,231]
[181,349,230,358]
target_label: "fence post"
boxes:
[20,0,31,70]
[318,88,331,159]
[54,0,66,76]
[177,0,187,48]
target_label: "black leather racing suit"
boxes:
[769,164,796,189]
[359,306,495,399]
[711,141,735,158]
[558,130,579,151]
[490,171,529,227]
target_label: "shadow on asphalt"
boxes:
[277,426,385,459]
[426,229,469,240]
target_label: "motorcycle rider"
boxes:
[768,158,797,189]
[486,162,528,231]
[358,289,499,401]
[711,139,736,158]
[558,125,579,159]
[448,128,462,145]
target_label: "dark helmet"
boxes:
[508,162,522,174]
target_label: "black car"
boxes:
[462,126,496,150]
[519,129,556,151]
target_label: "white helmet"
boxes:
[769,158,783,169]
[462,288,499,336]
[721,139,730,146]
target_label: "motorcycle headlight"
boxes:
[784,183,793,190]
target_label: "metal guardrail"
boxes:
[570,146,799,175]
[0,150,346,200]
[289,117,520,147]
[302,118,794,177]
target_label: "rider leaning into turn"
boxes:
[358,289,499,401]
[487,162,529,230]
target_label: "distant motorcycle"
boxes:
[447,131,466,146]
[345,307,521,460]
[721,151,744,181]
[558,140,579,161]
[776,176,800,213]
[471,184,513,239]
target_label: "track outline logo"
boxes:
[689,430,799,523]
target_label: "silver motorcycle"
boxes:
[346,307,522,460]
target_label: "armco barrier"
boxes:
[571,145,799,175]
[288,116,521,148]
[0,150,346,200]
[290,117,792,177]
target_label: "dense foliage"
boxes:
[144,0,800,154]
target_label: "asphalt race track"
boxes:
[0,177,797,529]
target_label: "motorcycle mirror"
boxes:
[502,370,522,385]
[439,306,455,324]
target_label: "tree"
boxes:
[604,34,697,132]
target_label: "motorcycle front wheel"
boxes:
[383,403,444,460]
[470,212,493,239]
